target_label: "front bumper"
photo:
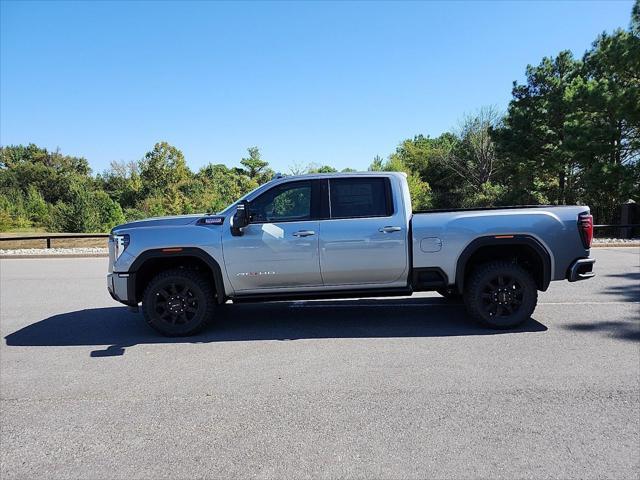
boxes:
[107,272,137,306]
[567,258,596,282]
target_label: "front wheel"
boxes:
[142,269,215,336]
[464,261,538,329]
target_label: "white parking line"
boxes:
[539,301,639,305]
[289,301,638,308]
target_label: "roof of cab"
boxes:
[268,171,406,184]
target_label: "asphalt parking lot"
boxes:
[1,248,638,479]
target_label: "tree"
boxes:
[24,185,49,225]
[92,190,125,230]
[138,142,192,215]
[369,155,384,172]
[566,27,640,219]
[97,160,141,209]
[308,164,337,173]
[0,144,91,205]
[368,154,432,210]
[240,147,270,182]
[288,162,307,175]
[50,183,100,232]
[196,163,258,213]
[493,9,640,220]
[493,51,582,205]
[449,106,502,189]
[381,134,459,208]
[0,188,31,230]
[0,144,90,176]
[139,142,190,196]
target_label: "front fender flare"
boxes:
[129,247,226,304]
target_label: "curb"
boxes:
[592,243,640,248]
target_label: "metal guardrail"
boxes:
[593,224,640,239]
[593,224,640,228]
[0,224,638,249]
[0,234,109,248]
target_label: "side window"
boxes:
[329,177,391,219]
[248,182,312,223]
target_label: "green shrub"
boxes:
[123,208,146,222]
[92,190,125,230]
[24,185,50,226]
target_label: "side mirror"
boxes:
[231,201,249,236]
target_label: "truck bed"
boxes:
[413,205,576,214]
[411,205,590,285]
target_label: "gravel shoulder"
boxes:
[0,247,108,257]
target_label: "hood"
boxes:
[112,214,203,232]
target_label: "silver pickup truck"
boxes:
[107,172,595,336]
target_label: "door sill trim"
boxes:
[231,287,413,303]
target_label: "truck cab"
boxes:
[223,173,410,293]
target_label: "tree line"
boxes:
[1,3,638,232]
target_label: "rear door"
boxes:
[319,176,408,286]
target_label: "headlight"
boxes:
[110,233,130,261]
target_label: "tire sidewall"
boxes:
[143,271,212,336]
[465,262,537,328]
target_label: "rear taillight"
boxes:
[578,213,593,249]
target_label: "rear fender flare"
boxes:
[455,235,552,293]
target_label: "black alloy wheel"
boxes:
[142,269,215,336]
[464,261,538,328]
[480,273,523,318]
[153,282,200,325]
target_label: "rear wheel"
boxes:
[464,261,537,328]
[142,269,215,336]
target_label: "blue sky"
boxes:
[1,0,635,173]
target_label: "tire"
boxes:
[142,268,215,337]
[436,287,463,301]
[464,261,537,329]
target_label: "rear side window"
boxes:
[329,177,392,219]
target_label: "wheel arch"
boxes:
[455,235,552,293]
[130,247,226,304]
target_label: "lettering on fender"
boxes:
[237,271,277,277]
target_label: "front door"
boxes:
[223,180,323,292]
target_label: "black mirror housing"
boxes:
[231,201,249,236]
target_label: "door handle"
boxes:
[293,230,316,237]
[379,226,402,233]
